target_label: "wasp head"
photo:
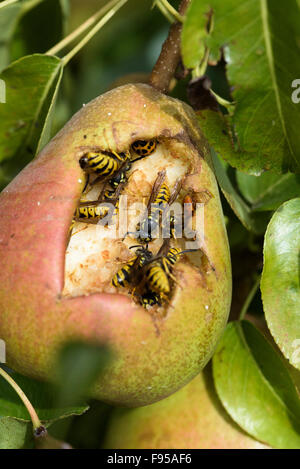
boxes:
[79,154,89,169]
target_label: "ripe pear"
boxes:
[103,368,269,449]
[0,84,231,406]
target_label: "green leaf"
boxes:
[0,53,63,189]
[181,0,208,70]
[0,365,88,448]
[56,342,111,407]
[261,198,300,370]
[0,417,34,449]
[0,366,88,422]
[201,110,300,210]
[211,147,270,234]
[236,171,300,211]
[213,321,300,449]
[0,0,43,70]
[182,0,300,174]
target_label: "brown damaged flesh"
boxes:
[64,136,210,310]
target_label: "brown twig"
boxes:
[149,0,191,94]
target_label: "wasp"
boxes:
[144,244,198,298]
[108,160,131,189]
[79,150,130,179]
[131,139,157,156]
[73,201,119,224]
[78,150,130,203]
[123,171,182,243]
[69,200,119,236]
[111,244,153,288]
[81,149,151,206]
[140,291,162,308]
[69,183,123,236]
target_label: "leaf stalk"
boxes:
[46,0,123,57]
[0,366,42,431]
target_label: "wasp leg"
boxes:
[130,286,138,299]
[71,225,89,237]
[78,196,119,207]
[79,173,100,198]
[82,174,90,194]
[122,231,138,241]
[159,292,171,305]
[161,258,182,288]
[72,217,114,225]
[167,270,180,286]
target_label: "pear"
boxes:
[0,84,231,406]
[103,368,269,449]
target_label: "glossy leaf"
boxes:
[181,0,207,70]
[213,321,300,449]
[236,171,300,211]
[211,147,270,234]
[261,198,300,370]
[202,109,300,211]
[182,0,300,174]
[0,54,63,189]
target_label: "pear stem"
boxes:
[0,366,42,430]
[239,275,261,321]
[61,0,127,66]
[0,0,19,9]
[149,0,191,94]
[153,0,184,23]
[46,0,124,58]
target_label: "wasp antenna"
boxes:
[82,174,90,193]
[131,154,151,164]
[122,231,136,241]
[180,248,199,255]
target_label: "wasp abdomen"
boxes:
[146,264,170,294]
[79,151,129,178]
[141,291,162,308]
[111,257,136,288]
[131,139,157,156]
[166,247,181,265]
[154,183,170,207]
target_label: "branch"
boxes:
[149,0,191,94]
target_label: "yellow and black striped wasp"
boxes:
[74,142,156,236]
[69,182,124,236]
[79,144,156,204]
[79,138,157,187]
[123,170,182,244]
[109,139,157,191]
[79,149,130,180]
[143,241,198,301]
[131,139,157,157]
[73,199,119,224]
[69,199,119,236]
[140,291,163,308]
[111,244,153,289]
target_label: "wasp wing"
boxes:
[147,170,167,210]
